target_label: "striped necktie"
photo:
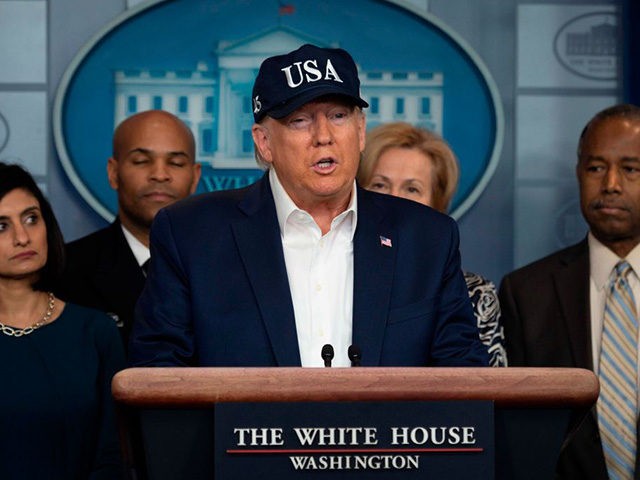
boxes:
[598,260,638,479]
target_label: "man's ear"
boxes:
[358,112,366,153]
[189,163,202,194]
[252,124,273,164]
[107,157,119,190]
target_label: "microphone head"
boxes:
[348,344,362,366]
[321,344,334,358]
[321,344,334,367]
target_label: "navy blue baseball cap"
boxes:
[252,44,369,123]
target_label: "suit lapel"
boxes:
[553,239,592,369]
[352,188,396,366]
[92,222,145,310]
[232,177,301,366]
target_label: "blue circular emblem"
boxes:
[54,0,503,221]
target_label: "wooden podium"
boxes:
[112,367,598,480]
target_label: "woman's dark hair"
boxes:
[0,163,65,291]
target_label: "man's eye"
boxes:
[330,111,349,123]
[289,117,310,128]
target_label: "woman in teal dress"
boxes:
[0,163,125,479]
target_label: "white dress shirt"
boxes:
[589,232,640,409]
[121,224,150,269]
[270,169,356,367]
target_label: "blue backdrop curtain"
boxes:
[623,0,639,105]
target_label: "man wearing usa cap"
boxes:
[129,44,488,368]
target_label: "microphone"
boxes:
[348,345,362,367]
[321,344,334,367]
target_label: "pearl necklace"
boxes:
[0,292,55,337]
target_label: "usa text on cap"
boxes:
[252,43,369,122]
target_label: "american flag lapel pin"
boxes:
[379,235,392,248]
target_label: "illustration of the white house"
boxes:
[565,20,617,56]
[113,27,443,177]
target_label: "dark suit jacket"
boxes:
[499,239,615,480]
[57,219,146,348]
[129,174,488,367]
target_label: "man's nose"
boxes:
[603,167,622,193]
[312,115,333,146]
[150,161,171,181]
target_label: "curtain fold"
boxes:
[623,0,640,105]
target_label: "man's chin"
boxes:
[143,202,172,218]
[124,213,155,231]
[591,227,640,244]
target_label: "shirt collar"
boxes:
[589,232,640,289]
[269,168,358,239]
[120,223,150,267]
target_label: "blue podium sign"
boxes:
[215,401,494,479]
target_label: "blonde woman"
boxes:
[358,123,506,367]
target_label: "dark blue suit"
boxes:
[129,174,488,367]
